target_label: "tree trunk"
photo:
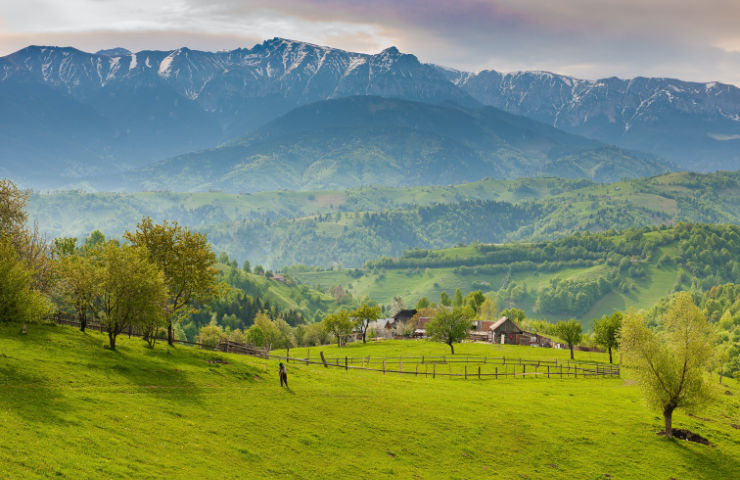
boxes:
[108,332,117,350]
[449,342,455,355]
[362,331,366,344]
[569,344,574,360]
[664,406,675,439]
[167,321,174,346]
[608,346,612,364]
[80,314,87,332]
[337,336,341,348]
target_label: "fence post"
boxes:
[416,363,419,376]
[433,364,436,379]
[422,355,425,364]
[319,351,329,368]
[345,356,348,370]
[362,357,365,368]
[523,364,526,379]
[400,360,403,374]
[484,356,487,364]
[478,366,481,380]
[465,365,467,380]
[383,359,386,374]
[547,365,550,379]
[560,365,563,379]
[495,367,498,379]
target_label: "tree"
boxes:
[553,319,582,360]
[254,265,265,275]
[242,260,251,273]
[440,291,451,306]
[593,312,622,364]
[477,296,498,320]
[426,307,473,354]
[0,238,52,325]
[125,217,220,345]
[57,253,100,332]
[500,307,526,323]
[246,313,293,353]
[322,310,353,347]
[330,285,348,304]
[97,243,168,350]
[390,296,406,317]
[464,290,485,314]
[416,296,430,309]
[452,288,464,307]
[352,303,381,343]
[621,293,716,438]
[199,324,223,348]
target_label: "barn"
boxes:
[488,316,524,345]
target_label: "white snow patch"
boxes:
[344,57,366,76]
[145,57,151,68]
[129,53,137,70]
[158,52,175,77]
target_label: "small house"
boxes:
[488,316,524,345]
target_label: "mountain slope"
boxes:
[448,69,740,171]
[1,39,738,187]
[121,96,669,192]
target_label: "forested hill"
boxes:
[289,223,740,326]
[28,171,740,269]
[119,96,667,192]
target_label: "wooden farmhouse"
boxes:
[488,316,524,345]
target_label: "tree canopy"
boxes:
[426,307,473,354]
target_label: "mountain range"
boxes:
[1,38,738,189]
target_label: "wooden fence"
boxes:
[269,351,620,380]
[48,314,267,358]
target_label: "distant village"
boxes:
[362,309,566,349]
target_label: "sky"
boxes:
[1,0,740,85]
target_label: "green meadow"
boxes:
[2,323,738,479]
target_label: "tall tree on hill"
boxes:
[416,297,430,309]
[553,319,583,360]
[593,312,622,364]
[352,303,381,343]
[427,307,473,354]
[440,291,451,306]
[322,310,353,348]
[452,288,464,307]
[125,217,220,346]
[97,243,168,350]
[57,252,100,332]
[0,238,52,326]
[621,293,716,439]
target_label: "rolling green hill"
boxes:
[27,171,740,269]
[289,224,740,327]
[1,322,738,479]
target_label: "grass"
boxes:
[2,323,739,479]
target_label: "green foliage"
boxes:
[321,310,353,348]
[0,239,52,324]
[416,296,430,309]
[352,304,381,343]
[593,313,622,363]
[426,307,474,354]
[621,293,716,438]
[553,319,583,360]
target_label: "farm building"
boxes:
[488,316,524,345]
[392,309,417,324]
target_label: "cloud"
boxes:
[1,0,739,85]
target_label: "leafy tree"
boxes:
[439,291,451,306]
[125,217,220,345]
[56,253,100,332]
[390,296,406,317]
[416,296,430,309]
[464,290,485,314]
[97,243,168,350]
[593,312,622,363]
[352,303,381,343]
[53,237,77,258]
[452,288,464,307]
[84,230,106,250]
[477,296,499,320]
[246,313,292,353]
[621,293,716,438]
[553,319,583,360]
[322,310,353,347]
[242,260,251,273]
[199,324,223,348]
[500,307,526,323]
[330,285,348,304]
[0,239,52,325]
[254,265,265,275]
[426,307,473,354]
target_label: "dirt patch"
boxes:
[688,413,713,422]
[658,429,713,446]
[724,390,733,396]
[731,424,740,430]
[208,359,229,364]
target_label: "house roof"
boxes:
[392,309,418,322]
[488,316,524,334]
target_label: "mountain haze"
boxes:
[120,96,669,192]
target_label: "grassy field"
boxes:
[2,323,739,479]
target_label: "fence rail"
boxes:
[270,351,620,380]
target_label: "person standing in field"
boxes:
[279,362,288,387]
